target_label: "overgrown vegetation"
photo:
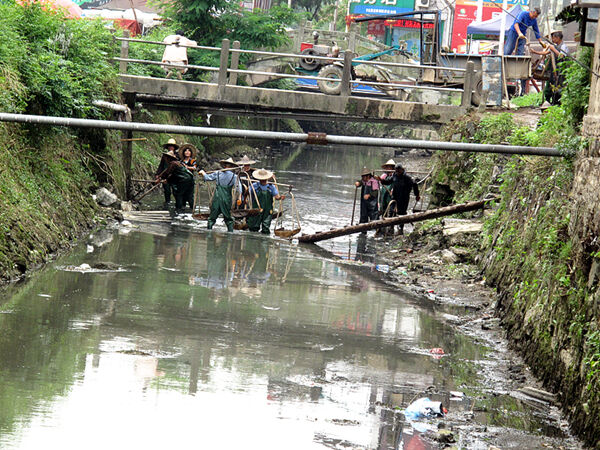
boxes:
[430,41,600,447]
[0,1,119,117]
[0,3,121,279]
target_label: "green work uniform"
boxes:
[379,182,394,217]
[208,184,234,232]
[247,183,275,234]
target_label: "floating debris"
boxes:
[58,263,128,273]
[404,397,446,420]
[117,349,153,356]
[38,294,52,298]
[261,305,281,311]
[160,267,180,272]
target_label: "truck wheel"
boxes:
[471,73,483,106]
[317,65,343,95]
[299,48,319,71]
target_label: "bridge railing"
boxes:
[115,34,475,106]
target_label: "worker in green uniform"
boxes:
[236,154,257,209]
[199,158,242,232]
[155,138,180,208]
[156,149,195,212]
[376,159,396,236]
[247,169,285,234]
[378,159,396,218]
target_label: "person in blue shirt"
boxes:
[199,158,242,232]
[504,8,543,56]
[247,169,285,234]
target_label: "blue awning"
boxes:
[466,5,526,36]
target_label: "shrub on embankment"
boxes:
[0,2,122,281]
[431,101,600,445]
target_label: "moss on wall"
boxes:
[430,111,600,447]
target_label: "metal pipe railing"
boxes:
[115,37,220,51]
[226,68,463,91]
[117,59,464,92]
[0,113,568,157]
[115,37,467,72]
[114,57,219,72]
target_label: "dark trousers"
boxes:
[163,183,173,203]
[173,181,194,210]
[359,200,379,224]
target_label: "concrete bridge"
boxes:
[116,35,473,125]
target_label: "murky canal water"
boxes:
[0,146,579,449]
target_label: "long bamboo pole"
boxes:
[298,198,496,243]
[0,113,567,157]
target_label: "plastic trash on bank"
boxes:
[375,264,390,273]
[404,397,446,421]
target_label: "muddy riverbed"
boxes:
[0,145,582,449]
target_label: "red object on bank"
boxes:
[18,0,83,18]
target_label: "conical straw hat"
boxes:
[219,157,238,167]
[381,159,396,169]
[360,167,373,176]
[162,138,179,150]
[253,168,274,181]
[236,154,257,165]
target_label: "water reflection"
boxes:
[0,144,575,449]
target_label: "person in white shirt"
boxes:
[162,30,197,80]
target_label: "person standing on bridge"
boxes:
[355,168,379,227]
[380,163,420,235]
[199,158,242,232]
[247,169,285,234]
[155,138,180,208]
[162,30,197,80]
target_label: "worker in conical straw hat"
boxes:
[247,169,285,234]
[355,167,379,226]
[155,149,195,212]
[199,158,242,232]
[155,138,180,208]
[376,159,397,234]
[380,163,420,236]
[236,155,258,209]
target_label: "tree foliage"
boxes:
[0,1,119,118]
[157,0,300,49]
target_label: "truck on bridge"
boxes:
[300,10,531,104]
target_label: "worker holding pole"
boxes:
[199,158,242,232]
[355,167,380,229]
[380,164,420,236]
[247,169,285,235]
[155,138,180,208]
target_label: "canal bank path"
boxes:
[0,145,583,449]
